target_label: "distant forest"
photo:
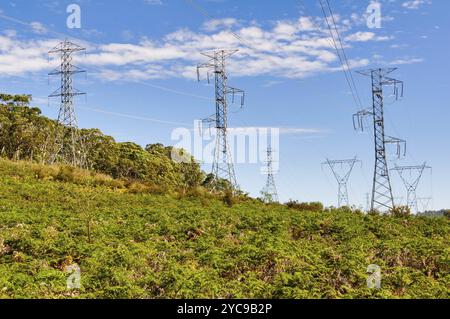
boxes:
[418,210,450,218]
[0,93,208,193]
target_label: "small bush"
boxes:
[110,179,126,189]
[444,210,450,219]
[55,165,76,183]
[33,165,58,180]
[92,173,114,186]
[368,209,381,216]
[390,206,411,218]
[187,187,208,198]
[71,169,92,184]
[286,201,324,212]
[223,190,235,208]
[145,184,166,195]
[128,182,148,194]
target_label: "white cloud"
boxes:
[389,57,424,65]
[202,18,239,32]
[144,0,163,5]
[402,0,432,10]
[345,32,393,42]
[0,35,56,76]
[0,13,405,81]
[30,22,47,34]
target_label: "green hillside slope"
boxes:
[0,159,448,299]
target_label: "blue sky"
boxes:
[0,0,448,210]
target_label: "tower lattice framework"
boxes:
[353,68,406,212]
[49,39,86,167]
[197,49,245,191]
[322,157,360,207]
[392,163,431,213]
[262,147,279,203]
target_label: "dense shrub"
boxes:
[223,190,235,208]
[390,206,412,218]
[0,159,448,299]
[286,201,324,212]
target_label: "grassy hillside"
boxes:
[0,159,448,299]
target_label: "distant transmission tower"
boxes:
[365,193,371,212]
[261,147,279,203]
[322,157,361,207]
[391,163,432,213]
[197,49,245,191]
[417,197,433,213]
[353,68,406,212]
[48,39,86,167]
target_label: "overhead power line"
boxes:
[78,106,190,126]
[318,0,363,111]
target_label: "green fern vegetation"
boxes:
[0,94,449,299]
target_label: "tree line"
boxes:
[0,93,207,192]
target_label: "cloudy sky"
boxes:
[0,0,448,209]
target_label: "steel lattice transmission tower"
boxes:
[391,163,432,213]
[353,68,406,212]
[48,39,86,167]
[197,49,245,191]
[261,147,279,203]
[322,157,361,207]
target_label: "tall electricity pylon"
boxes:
[261,147,279,203]
[197,49,245,191]
[48,39,86,167]
[391,163,432,213]
[322,157,361,207]
[353,68,406,212]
